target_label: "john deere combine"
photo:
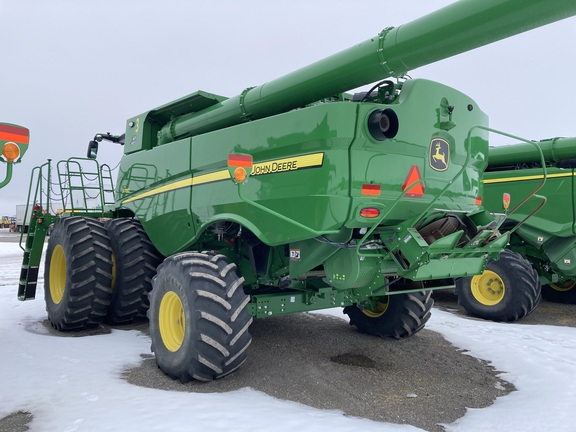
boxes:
[18,0,576,381]
[456,137,576,321]
[0,122,29,189]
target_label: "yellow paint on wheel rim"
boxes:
[111,253,117,292]
[49,245,66,304]
[362,298,390,318]
[471,270,505,306]
[159,291,186,352]
[550,280,576,292]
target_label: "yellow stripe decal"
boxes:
[191,170,230,186]
[483,172,573,184]
[122,178,194,203]
[122,152,324,204]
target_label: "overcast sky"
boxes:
[1,0,575,216]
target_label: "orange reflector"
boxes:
[228,154,253,168]
[503,193,511,210]
[401,166,424,198]
[360,208,380,218]
[2,142,20,162]
[362,184,381,196]
[233,167,248,183]
[475,196,482,205]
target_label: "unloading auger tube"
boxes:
[155,0,576,144]
[488,137,576,168]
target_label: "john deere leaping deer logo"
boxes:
[429,138,450,172]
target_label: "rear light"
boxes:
[475,196,482,205]
[2,142,20,162]
[361,184,381,196]
[360,208,380,218]
[503,193,511,211]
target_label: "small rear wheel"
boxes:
[455,250,540,322]
[542,280,576,304]
[44,217,113,330]
[343,279,433,339]
[149,252,253,382]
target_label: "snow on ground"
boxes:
[1,238,576,431]
[426,313,576,431]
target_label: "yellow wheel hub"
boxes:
[550,280,576,292]
[49,245,67,304]
[471,270,505,306]
[362,298,390,318]
[159,291,186,352]
[111,253,117,292]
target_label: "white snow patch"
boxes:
[2,242,576,431]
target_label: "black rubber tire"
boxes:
[455,250,541,322]
[149,252,253,382]
[44,217,113,330]
[542,280,576,304]
[343,280,433,339]
[105,218,163,324]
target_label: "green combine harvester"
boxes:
[18,0,576,381]
[0,122,29,189]
[456,137,576,321]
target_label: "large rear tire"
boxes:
[105,218,163,324]
[44,217,113,330]
[343,279,433,339]
[455,250,540,322]
[542,280,576,304]
[149,252,253,382]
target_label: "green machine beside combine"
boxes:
[456,137,576,321]
[0,123,29,189]
[17,0,576,381]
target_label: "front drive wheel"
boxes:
[149,252,253,382]
[542,280,576,304]
[105,218,163,324]
[455,250,540,322]
[44,217,113,330]
[343,279,433,339]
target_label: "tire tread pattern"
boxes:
[344,290,433,339]
[541,281,576,304]
[149,252,252,382]
[105,219,163,324]
[455,250,541,322]
[44,217,113,330]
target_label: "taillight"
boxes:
[503,193,511,211]
[360,208,380,218]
